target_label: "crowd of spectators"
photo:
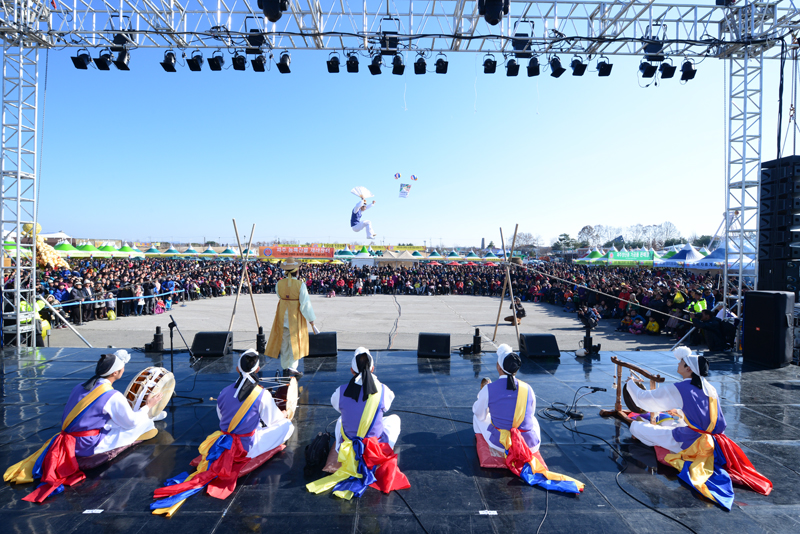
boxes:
[22,257,738,351]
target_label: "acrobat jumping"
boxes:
[350,186,377,239]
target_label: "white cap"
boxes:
[102,349,130,377]
[351,347,373,373]
[673,346,717,399]
[496,344,513,373]
[235,349,260,398]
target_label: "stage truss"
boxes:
[2,0,799,350]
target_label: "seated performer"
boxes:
[625,346,772,509]
[151,349,293,516]
[306,348,409,500]
[4,349,163,502]
[473,344,584,493]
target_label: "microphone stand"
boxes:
[168,315,204,404]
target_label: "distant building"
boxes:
[481,238,485,249]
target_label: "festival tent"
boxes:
[576,247,603,264]
[144,247,162,255]
[465,251,480,260]
[119,243,135,253]
[412,250,424,258]
[619,246,628,252]
[220,248,236,255]
[446,261,460,266]
[483,251,500,261]
[54,242,79,252]
[78,242,101,253]
[699,246,711,256]
[465,261,478,266]
[183,246,199,255]
[447,250,463,260]
[329,259,344,264]
[655,243,705,268]
[163,245,180,255]
[354,246,371,258]
[685,243,757,273]
[428,261,442,266]
[427,250,443,259]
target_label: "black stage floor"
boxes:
[1,346,799,533]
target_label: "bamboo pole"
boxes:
[228,220,256,332]
[492,227,509,342]
[507,226,520,345]
[233,222,260,329]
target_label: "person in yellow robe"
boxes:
[266,258,317,378]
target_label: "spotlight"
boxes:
[506,59,519,77]
[435,55,448,74]
[659,61,676,79]
[680,60,696,81]
[187,50,204,72]
[597,57,613,77]
[368,55,382,75]
[527,57,540,77]
[208,51,225,71]
[392,55,405,75]
[478,0,510,26]
[414,56,426,74]
[327,54,340,73]
[113,50,130,71]
[160,50,177,72]
[570,56,587,76]
[95,49,113,71]
[277,52,291,74]
[550,56,566,78]
[232,52,247,71]
[252,54,267,72]
[71,49,92,70]
[258,0,289,23]
[639,60,657,78]
[512,32,533,59]
[483,55,497,74]
[346,54,359,73]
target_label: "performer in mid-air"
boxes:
[350,186,376,239]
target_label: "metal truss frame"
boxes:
[0,0,798,351]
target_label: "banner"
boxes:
[259,246,334,259]
[608,251,654,261]
[399,184,411,198]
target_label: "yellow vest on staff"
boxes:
[265,276,309,361]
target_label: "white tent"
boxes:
[656,243,707,268]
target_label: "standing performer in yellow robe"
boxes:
[266,258,317,378]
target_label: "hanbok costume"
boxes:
[4,350,158,502]
[351,199,376,239]
[627,347,772,509]
[266,258,316,372]
[151,350,293,516]
[307,348,409,500]
[472,345,584,494]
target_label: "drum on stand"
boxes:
[261,377,298,421]
[123,366,175,418]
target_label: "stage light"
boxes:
[483,55,497,74]
[506,59,519,77]
[247,30,266,49]
[680,60,696,81]
[71,49,92,70]
[277,52,291,74]
[327,54,340,73]
[639,60,657,78]
[113,50,130,70]
[95,49,113,71]
[435,55,448,74]
[527,57,540,77]
[512,32,533,59]
[208,51,225,71]
[346,54,359,73]
[258,0,288,23]
[414,56,426,74]
[368,55,382,75]
[597,57,613,77]
[252,54,267,72]
[232,52,247,71]
[187,50,204,71]
[570,56,587,76]
[392,55,405,75]
[550,56,566,78]
[659,61,676,79]
[160,50,177,72]
[478,0,509,26]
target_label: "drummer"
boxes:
[4,349,165,502]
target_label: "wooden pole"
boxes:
[492,227,508,342]
[506,225,520,346]
[233,223,261,329]
[228,219,254,332]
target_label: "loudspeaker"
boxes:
[191,331,233,357]
[308,332,338,357]
[519,334,560,358]
[417,333,451,358]
[743,291,794,368]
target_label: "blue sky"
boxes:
[37,48,789,248]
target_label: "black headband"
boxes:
[344,352,378,402]
[82,354,116,390]
[503,353,522,390]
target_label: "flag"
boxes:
[399,184,411,198]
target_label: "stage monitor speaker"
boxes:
[308,332,338,357]
[417,333,451,358]
[519,333,560,358]
[743,291,794,368]
[191,331,233,357]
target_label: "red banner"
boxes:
[259,246,334,259]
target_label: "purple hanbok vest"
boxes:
[671,380,727,450]
[338,385,386,442]
[217,384,265,452]
[350,209,362,227]
[486,379,539,451]
[62,383,117,457]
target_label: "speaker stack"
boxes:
[743,291,794,368]
[759,157,800,298]
[307,332,338,357]
[417,333,451,358]
[519,334,560,358]
[191,331,233,357]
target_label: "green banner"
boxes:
[608,251,654,261]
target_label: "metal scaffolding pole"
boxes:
[1,4,39,353]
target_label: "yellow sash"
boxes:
[306,387,382,500]
[4,382,114,485]
[152,385,262,517]
[663,395,719,502]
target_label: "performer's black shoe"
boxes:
[283,368,304,379]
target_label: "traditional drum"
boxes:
[261,377,298,421]
[123,367,175,418]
